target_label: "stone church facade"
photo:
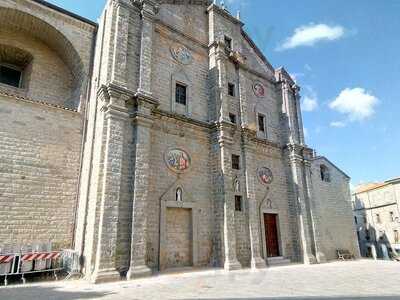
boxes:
[0,0,358,283]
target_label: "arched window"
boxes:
[320,165,331,182]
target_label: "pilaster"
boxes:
[242,133,266,269]
[110,0,133,88]
[215,42,230,123]
[217,122,242,271]
[137,0,157,97]
[238,67,249,128]
[293,85,305,146]
[91,84,131,283]
[127,91,159,279]
[287,144,317,265]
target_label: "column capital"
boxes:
[209,41,229,61]
[214,121,236,146]
[241,129,257,153]
[135,90,159,109]
[97,83,136,102]
[98,84,132,119]
[136,0,158,18]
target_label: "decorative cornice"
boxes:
[153,109,211,129]
[241,29,275,72]
[0,89,79,114]
[231,55,276,85]
[32,0,98,28]
[241,127,281,150]
[135,90,159,108]
[97,83,136,102]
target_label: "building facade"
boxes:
[0,0,358,283]
[353,178,400,259]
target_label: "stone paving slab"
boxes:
[1,260,400,300]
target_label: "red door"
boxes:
[264,214,280,257]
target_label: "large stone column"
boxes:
[288,144,317,264]
[242,134,266,269]
[91,84,131,283]
[127,0,158,279]
[238,67,249,128]
[127,94,157,279]
[110,0,132,88]
[293,87,305,146]
[137,0,156,97]
[218,123,242,271]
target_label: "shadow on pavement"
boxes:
[182,297,400,300]
[0,285,115,300]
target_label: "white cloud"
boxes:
[277,23,345,50]
[329,88,379,121]
[301,86,318,112]
[302,96,318,112]
[330,121,347,128]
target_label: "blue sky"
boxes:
[48,0,399,185]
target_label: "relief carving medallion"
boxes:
[257,167,273,185]
[253,82,266,98]
[170,44,193,65]
[165,148,191,173]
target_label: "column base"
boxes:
[127,265,152,280]
[91,269,121,284]
[251,256,267,269]
[303,253,317,265]
[316,251,327,263]
[224,259,242,271]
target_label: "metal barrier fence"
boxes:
[0,248,80,286]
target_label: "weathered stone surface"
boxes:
[0,0,358,283]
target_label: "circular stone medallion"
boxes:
[253,82,266,98]
[171,44,193,65]
[165,148,191,173]
[257,167,273,185]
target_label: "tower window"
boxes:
[320,165,331,182]
[232,154,240,170]
[228,83,235,97]
[224,36,232,50]
[229,113,237,124]
[258,114,266,133]
[175,83,187,105]
[235,196,242,211]
[0,65,22,88]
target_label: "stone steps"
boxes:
[267,256,292,267]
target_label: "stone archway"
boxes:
[0,7,87,108]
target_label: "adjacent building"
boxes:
[0,0,359,283]
[353,178,400,259]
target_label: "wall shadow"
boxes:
[0,285,114,300]
[182,297,400,300]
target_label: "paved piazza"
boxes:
[1,260,400,300]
